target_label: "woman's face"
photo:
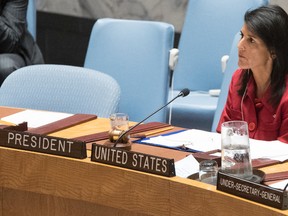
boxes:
[238,24,274,72]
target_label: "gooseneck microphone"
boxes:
[113,88,190,147]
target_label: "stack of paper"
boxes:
[139,129,221,152]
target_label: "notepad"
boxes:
[1,110,73,128]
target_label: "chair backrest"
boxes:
[27,0,36,39]
[172,0,269,92]
[84,18,174,123]
[0,64,120,117]
[211,33,242,132]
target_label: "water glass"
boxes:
[109,113,129,143]
[199,160,218,185]
[221,121,253,179]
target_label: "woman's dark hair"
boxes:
[238,5,288,107]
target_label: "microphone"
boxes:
[113,88,190,147]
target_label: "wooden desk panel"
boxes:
[0,147,287,215]
[3,188,146,216]
[0,106,287,215]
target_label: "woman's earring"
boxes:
[271,51,276,59]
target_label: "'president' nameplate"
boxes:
[91,143,175,177]
[217,171,288,210]
[0,129,87,159]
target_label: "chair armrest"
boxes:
[221,55,230,73]
[169,48,179,70]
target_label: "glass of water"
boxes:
[199,160,218,185]
[221,121,253,179]
[109,113,129,143]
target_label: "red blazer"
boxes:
[217,69,288,143]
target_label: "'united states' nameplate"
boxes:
[91,143,175,177]
[0,129,87,159]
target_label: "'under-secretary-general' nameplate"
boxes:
[217,171,288,210]
[0,129,87,159]
[91,143,175,177]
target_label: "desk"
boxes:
[0,106,287,215]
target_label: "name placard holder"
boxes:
[0,129,87,159]
[217,171,288,210]
[91,143,175,177]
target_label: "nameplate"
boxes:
[217,171,288,210]
[0,129,87,159]
[91,143,175,177]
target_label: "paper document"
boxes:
[140,129,221,152]
[269,180,288,190]
[1,110,73,128]
[249,139,288,162]
[175,154,199,178]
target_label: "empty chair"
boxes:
[0,64,120,117]
[168,0,269,131]
[84,18,174,123]
[211,33,242,132]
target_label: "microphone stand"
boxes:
[113,90,189,148]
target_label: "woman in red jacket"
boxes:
[217,5,288,143]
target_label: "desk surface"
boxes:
[0,106,287,216]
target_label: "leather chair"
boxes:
[84,18,174,123]
[211,33,242,132]
[0,64,121,117]
[168,0,269,131]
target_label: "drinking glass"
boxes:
[109,113,129,143]
[221,121,253,179]
[199,159,218,185]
